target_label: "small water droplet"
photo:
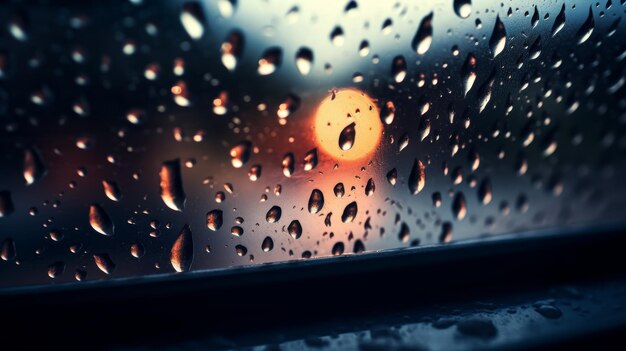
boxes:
[295,47,313,75]
[341,201,358,223]
[266,206,282,223]
[235,244,247,256]
[330,26,345,46]
[398,223,410,243]
[0,191,15,218]
[206,209,223,231]
[258,47,282,75]
[452,192,467,220]
[1,238,16,261]
[48,262,65,279]
[282,153,295,177]
[102,180,122,202]
[332,242,345,256]
[23,147,47,185]
[552,4,566,37]
[93,253,115,275]
[576,7,595,45]
[365,178,375,196]
[262,236,274,252]
[462,53,477,96]
[408,159,426,195]
[230,141,252,168]
[304,148,318,171]
[489,16,506,58]
[453,0,472,19]
[288,220,302,239]
[221,30,244,71]
[391,55,407,83]
[180,2,205,40]
[339,122,356,151]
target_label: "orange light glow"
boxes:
[314,89,382,161]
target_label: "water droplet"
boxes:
[230,141,252,168]
[381,101,395,125]
[332,242,345,256]
[282,153,295,177]
[0,191,14,218]
[295,47,313,75]
[408,159,426,195]
[330,26,345,46]
[23,147,47,185]
[262,236,274,252]
[477,68,496,113]
[412,12,433,55]
[339,122,356,151]
[334,183,345,198]
[576,7,595,45]
[288,220,302,239]
[391,55,407,83]
[462,53,477,96]
[130,242,144,259]
[529,36,542,59]
[231,226,243,237]
[248,165,262,181]
[478,179,492,205]
[170,224,193,272]
[221,31,244,71]
[48,262,65,279]
[528,6,539,28]
[180,2,205,40]
[89,204,114,236]
[534,304,562,319]
[9,11,29,41]
[93,253,115,275]
[235,244,247,256]
[489,16,506,58]
[308,189,324,214]
[387,168,398,186]
[303,148,318,171]
[398,223,410,243]
[440,222,453,243]
[258,47,282,75]
[206,209,223,231]
[452,192,467,220]
[365,178,375,196]
[552,4,566,37]
[359,40,370,56]
[159,159,186,212]
[453,0,472,19]
[1,238,16,261]
[217,0,236,18]
[341,202,358,223]
[102,180,122,202]
[266,205,282,223]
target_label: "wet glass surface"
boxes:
[1,0,626,287]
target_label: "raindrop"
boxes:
[353,240,365,253]
[478,179,492,205]
[262,236,274,252]
[159,159,186,212]
[218,0,236,18]
[266,206,282,223]
[341,202,358,223]
[295,47,313,75]
[230,141,252,168]
[248,165,262,181]
[332,242,345,256]
[412,12,433,55]
[398,223,410,243]
[221,31,244,71]
[529,36,542,59]
[93,254,115,275]
[303,148,318,171]
[102,180,122,202]
[23,147,47,186]
[381,101,395,125]
[277,94,300,120]
[308,189,324,214]
[365,178,375,196]
[0,191,14,218]
[170,224,193,272]
[408,159,426,195]
[330,26,345,46]
[440,222,453,243]
[339,122,356,151]
[48,262,65,279]
[489,16,506,58]
[8,11,29,41]
[235,245,247,256]
[231,226,244,237]
[288,220,302,239]
[576,7,594,45]
[462,53,477,96]
[282,153,295,177]
[206,209,223,231]
[477,68,496,113]
[387,168,398,186]
[180,2,205,40]
[552,4,566,37]
[453,0,472,19]
[531,6,540,28]
[1,239,16,261]
[89,204,114,236]
[452,192,467,220]
[391,55,407,83]
[334,183,345,198]
[258,47,282,75]
[130,242,144,258]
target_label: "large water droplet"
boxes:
[206,209,223,231]
[159,159,186,212]
[303,148,318,171]
[452,192,467,220]
[551,4,566,37]
[332,242,345,256]
[330,26,345,46]
[295,47,313,75]
[180,2,205,40]
[341,201,358,223]
[365,178,375,196]
[339,122,356,151]
[308,189,324,214]
[391,55,407,83]
[408,159,426,195]
[1,238,16,261]
[262,236,274,252]
[89,204,114,236]
[221,31,244,71]
[489,16,506,58]
[412,12,433,55]
[266,205,282,223]
[258,47,282,75]
[288,220,302,239]
[170,224,193,272]
[453,0,472,19]
[102,180,122,202]
[93,254,115,275]
[576,7,595,44]
[230,141,252,168]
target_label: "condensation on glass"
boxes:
[0,0,625,287]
